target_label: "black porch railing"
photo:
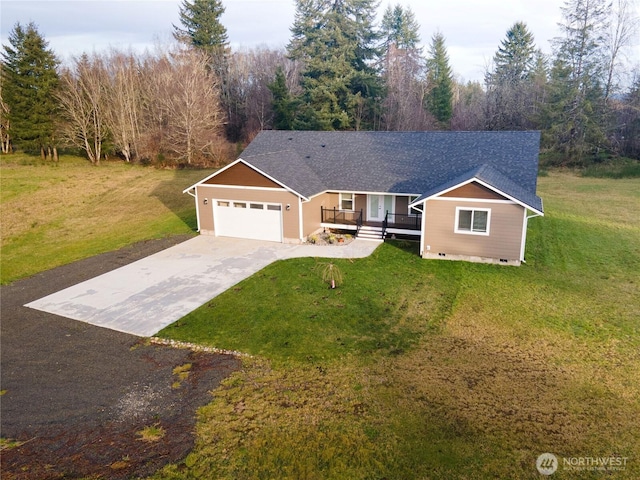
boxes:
[384,212,421,231]
[321,207,420,234]
[382,212,388,238]
[321,207,363,227]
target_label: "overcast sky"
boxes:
[1,0,639,83]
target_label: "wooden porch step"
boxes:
[357,225,385,240]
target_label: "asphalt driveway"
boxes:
[26,236,380,337]
[1,236,242,479]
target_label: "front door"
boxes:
[367,195,392,222]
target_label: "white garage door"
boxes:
[214,200,283,242]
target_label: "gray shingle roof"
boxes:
[238,131,543,213]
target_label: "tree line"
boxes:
[1,0,639,166]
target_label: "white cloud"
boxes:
[1,0,638,83]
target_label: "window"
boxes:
[233,202,247,208]
[217,201,229,207]
[455,207,490,235]
[250,203,264,210]
[267,204,281,211]
[340,192,354,211]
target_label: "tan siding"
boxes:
[204,162,281,188]
[302,193,334,236]
[195,186,214,232]
[441,182,506,200]
[395,196,409,215]
[196,185,300,241]
[354,194,366,217]
[423,200,524,260]
[326,192,340,208]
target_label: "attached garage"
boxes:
[214,200,283,242]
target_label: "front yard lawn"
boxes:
[155,173,640,479]
[161,241,459,364]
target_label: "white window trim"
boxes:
[215,199,281,210]
[454,207,491,236]
[339,192,355,211]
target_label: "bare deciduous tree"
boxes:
[381,44,433,130]
[155,48,223,164]
[450,80,486,131]
[603,0,639,101]
[0,77,11,153]
[244,48,291,135]
[221,47,299,141]
[57,54,108,165]
[104,51,142,162]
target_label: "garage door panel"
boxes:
[214,201,282,242]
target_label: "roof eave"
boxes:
[182,158,245,193]
[182,158,310,201]
[409,177,544,216]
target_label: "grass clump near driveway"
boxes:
[155,172,640,479]
[0,154,205,284]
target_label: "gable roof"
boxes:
[203,131,543,213]
[411,163,543,214]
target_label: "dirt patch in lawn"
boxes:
[0,236,242,479]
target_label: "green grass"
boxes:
[581,157,640,179]
[154,172,640,479]
[2,159,639,478]
[137,423,166,442]
[162,244,459,364]
[0,153,205,284]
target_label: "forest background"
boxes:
[1,0,639,169]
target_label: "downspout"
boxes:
[298,196,304,242]
[187,186,201,233]
[419,201,427,258]
[520,210,542,263]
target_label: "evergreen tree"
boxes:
[174,0,234,141]
[546,0,610,161]
[288,0,382,130]
[379,4,430,130]
[380,4,421,50]
[528,50,550,123]
[173,0,228,59]
[539,58,575,159]
[616,76,640,158]
[491,22,537,85]
[485,22,539,130]
[268,67,298,130]
[425,32,453,127]
[1,22,59,158]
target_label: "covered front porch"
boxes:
[320,207,421,239]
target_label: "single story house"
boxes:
[184,131,544,265]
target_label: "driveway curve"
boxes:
[26,236,381,337]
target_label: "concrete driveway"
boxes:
[26,236,380,337]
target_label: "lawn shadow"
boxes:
[383,237,421,256]
[149,169,204,232]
